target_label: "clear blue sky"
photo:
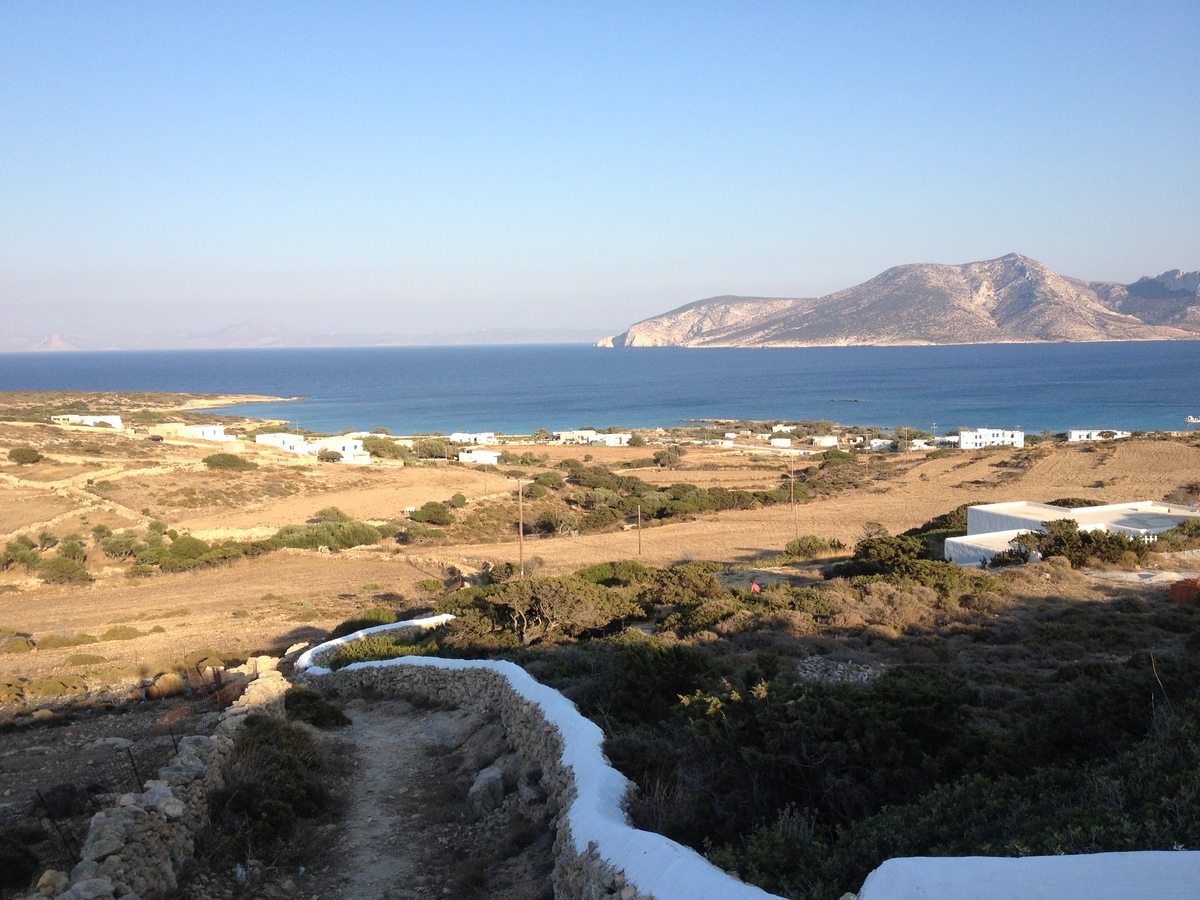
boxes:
[2,1,1197,340]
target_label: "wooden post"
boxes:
[790,465,797,540]
[518,479,524,578]
[637,503,642,556]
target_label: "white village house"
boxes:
[148,423,236,442]
[958,427,1024,450]
[1067,429,1131,442]
[458,448,502,465]
[450,431,496,444]
[254,433,371,464]
[51,414,124,429]
[944,500,1200,567]
[554,429,597,444]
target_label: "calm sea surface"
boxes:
[0,343,1197,435]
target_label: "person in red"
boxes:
[750,577,761,594]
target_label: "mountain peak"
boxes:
[600,256,1200,348]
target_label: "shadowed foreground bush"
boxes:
[205,715,330,862]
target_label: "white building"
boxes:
[459,448,502,465]
[811,435,838,448]
[554,429,597,444]
[1067,430,1131,442]
[958,427,1024,450]
[256,433,311,454]
[944,500,1200,567]
[51,414,124,429]
[592,433,631,447]
[149,423,235,442]
[769,437,792,448]
[450,431,496,444]
[311,436,371,465]
[868,438,894,451]
[772,424,796,433]
[254,433,370,464]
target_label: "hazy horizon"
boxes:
[2,3,1197,345]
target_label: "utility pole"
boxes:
[790,465,797,540]
[517,479,524,578]
[637,503,642,556]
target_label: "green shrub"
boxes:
[326,629,442,669]
[450,493,467,508]
[35,633,98,649]
[274,520,381,550]
[362,435,406,458]
[207,715,330,860]
[29,674,87,696]
[100,625,145,641]
[411,501,454,525]
[284,687,350,728]
[416,578,445,592]
[7,447,41,465]
[202,453,257,471]
[330,606,397,638]
[36,557,92,583]
[1,636,33,654]
[784,535,832,560]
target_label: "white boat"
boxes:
[1189,416,1200,424]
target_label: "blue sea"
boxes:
[0,343,1197,435]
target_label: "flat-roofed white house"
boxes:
[450,431,496,444]
[591,433,632,447]
[811,435,839,448]
[958,428,1024,450]
[772,424,796,433]
[310,436,371,465]
[769,437,792,448]
[458,448,502,465]
[150,423,236,442]
[554,429,598,444]
[256,433,311,454]
[944,500,1200,567]
[51,414,124,429]
[1067,430,1131,442]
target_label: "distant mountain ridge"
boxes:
[599,254,1200,347]
[0,323,611,353]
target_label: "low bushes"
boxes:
[7,447,41,465]
[206,715,330,862]
[202,453,257,471]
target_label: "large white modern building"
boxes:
[958,428,1024,450]
[944,500,1200,566]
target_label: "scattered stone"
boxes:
[468,765,505,816]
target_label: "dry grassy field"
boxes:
[3,397,1200,704]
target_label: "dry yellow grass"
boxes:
[3,416,1200,696]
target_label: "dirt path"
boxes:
[239,695,555,900]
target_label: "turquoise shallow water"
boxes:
[0,342,1197,435]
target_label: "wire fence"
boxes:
[0,668,248,897]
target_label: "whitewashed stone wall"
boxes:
[303,659,782,900]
